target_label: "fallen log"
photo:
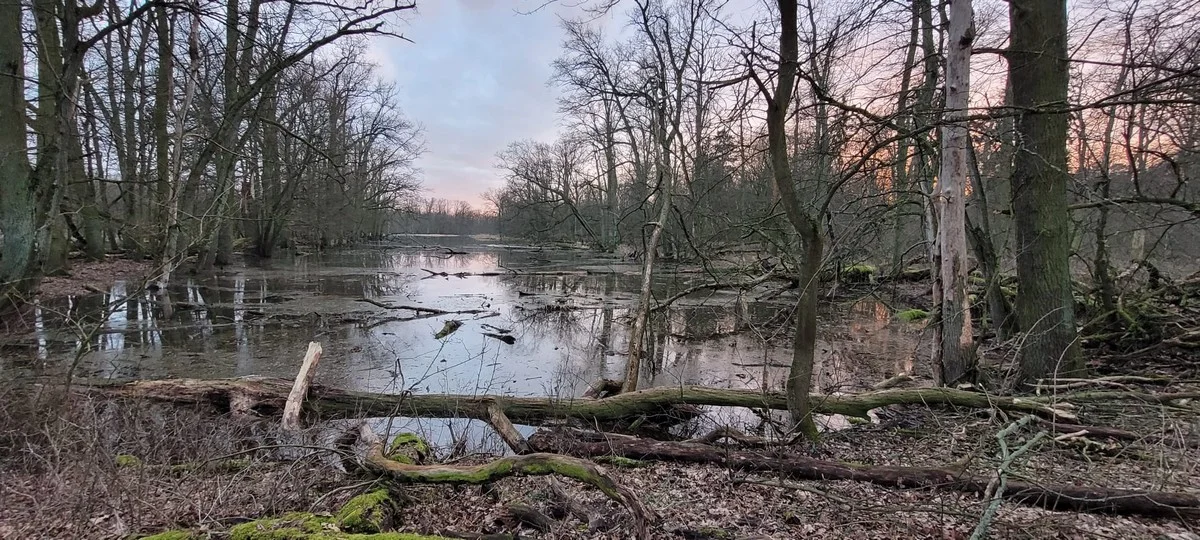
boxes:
[78,377,1080,425]
[355,424,649,538]
[527,430,1200,519]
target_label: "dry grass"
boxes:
[0,383,348,539]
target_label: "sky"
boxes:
[373,1,602,208]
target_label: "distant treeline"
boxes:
[397,198,498,236]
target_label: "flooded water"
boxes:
[3,236,927,446]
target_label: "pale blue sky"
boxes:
[376,1,601,207]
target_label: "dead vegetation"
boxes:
[2,364,1198,539]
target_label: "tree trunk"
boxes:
[153,4,173,253]
[764,0,821,439]
[932,0,977,385]
[622,134,672,393]
[1008,0,1082,385]
[0,0,34,310]
[890,2,920,275]
[966,144,1015,339]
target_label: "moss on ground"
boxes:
[895,308,929,322]
[334,489,395,533]
[228,511,448,540]
[386,433,430,464]
[841,263,878,283]
[115,454,143,467]
[140,531,195,540]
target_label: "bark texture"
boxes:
[933,0,978,385]
[1008,0,1083,385]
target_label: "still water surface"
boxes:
[8,237,924,447]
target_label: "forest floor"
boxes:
[1,364,1197,540]
[36,257,154,299]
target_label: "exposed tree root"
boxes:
[354,424,650,538]
[528,430,1200,519]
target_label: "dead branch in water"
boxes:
[650,271,777,313]
[355,297,488,316]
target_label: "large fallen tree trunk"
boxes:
[354,424,649,538]
[78,376,1086,423]
[527,430,1200,519]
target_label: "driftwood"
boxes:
[650,271,776,313]
[354,424,649,538]
[356,297,489,316]
[486,401,531,454]
[81,377,1094,425]
[281,342,322,431]
[528,430,1200,519]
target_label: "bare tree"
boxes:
[932,0,978,385]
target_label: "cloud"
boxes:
[374,1,577,206]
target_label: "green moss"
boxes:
[386,433,430,464]
[692,527,734,539]
[841,263,878,283]
[228,511,449,540]
[115,454,142,467]
[894,308,929,322]
[140,531,195,540]
[334,490,394,533]
[593,455,647,468]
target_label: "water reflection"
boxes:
[11,239,924,414]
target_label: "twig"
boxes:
[970,416,1046,540]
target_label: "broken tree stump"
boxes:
[282,342,322,431]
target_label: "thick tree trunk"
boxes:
[933,0,978,385]
[0,0,34,310]
[1008,0,1083,385]
[527,431,1200,519]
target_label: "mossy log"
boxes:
[79,376,1083,423]
[354,424,650,539]
[528,430,1200,519]
[144,490,431,539]
[226,511,449,540]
